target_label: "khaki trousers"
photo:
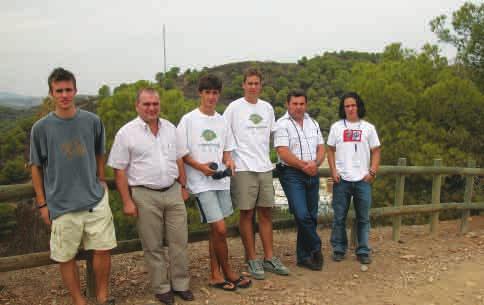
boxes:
[131,183,190,294]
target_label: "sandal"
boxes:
[230,275,252,289]
[209,280,237,291]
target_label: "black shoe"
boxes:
[332,252,345,262]
[155,291,174,305]
[357,254,372,265]
[96,297,116,305]
[297,257,321,271]
[312,250,324,269]
[173,289,194,301]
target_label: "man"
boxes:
[274,90,325,270]
[108,88,193,305]
[177,74,251,290]
[30,67,116,305]
[327,92,381,265]
[223,68,289,280]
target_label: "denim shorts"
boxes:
[195,190,234,223]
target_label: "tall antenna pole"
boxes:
[163,24,167,74]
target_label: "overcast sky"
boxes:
[1,0,465,96]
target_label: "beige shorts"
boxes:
[230,171,275,210]
[50,191,117,263]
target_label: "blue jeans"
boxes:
[279,166,321,263]
[330,179,372,256]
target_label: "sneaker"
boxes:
[357,254,372,265]
[263,257,290,276]
[332,252,345,262]
[247,259,265,280]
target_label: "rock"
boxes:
[400,254,417,260]
[428,276,434,283]
[360,265,369,272]
[200,287,210,296]
[353,274,359,279]
[263,280,275,290]
[465,281,476,287]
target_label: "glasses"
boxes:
[54,88,74,93]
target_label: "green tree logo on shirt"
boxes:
[201,129,217,141]
[249,113,263,125]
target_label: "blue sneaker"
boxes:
[247,259,265,280]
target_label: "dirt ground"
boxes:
[1,216,484,305]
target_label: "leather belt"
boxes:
[138,182,175,192]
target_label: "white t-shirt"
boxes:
[327,119,380,182]
[274,112,324,165]
[108,117,182,189]
[177,108,236,194]
[223,97,276,172]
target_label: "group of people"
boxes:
[30,67,381,305]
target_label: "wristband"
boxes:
[37,203,47,209]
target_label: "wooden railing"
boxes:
[0,159,483,297]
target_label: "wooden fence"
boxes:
[0,159,483,297]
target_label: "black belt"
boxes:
[138,183,175,192]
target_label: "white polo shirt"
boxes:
[177,108,236,194]
[223,97,276,172]
[274,112,324,164]
[327,119,380,182]
[108,116,183,189]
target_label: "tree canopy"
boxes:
[430,2,484,89]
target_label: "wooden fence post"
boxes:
[460,160,476,234]
[430,159,442,235]
[392,158,406,241]
[86,251,96,298]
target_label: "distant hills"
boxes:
[0,92,42,108]
[175,61,301,104]
[0,92,98,110]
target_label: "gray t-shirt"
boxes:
[30,109,106,219]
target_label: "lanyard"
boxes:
[288,114,319,160]
[288,118,304,159]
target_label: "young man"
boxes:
[177,74,251,291]
[30,67,116,305]
[274,90,325,270]
[327,92,381,264]
[223,68,289,280]
[108,88,193,305]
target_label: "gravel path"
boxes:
[2,216,484,305]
